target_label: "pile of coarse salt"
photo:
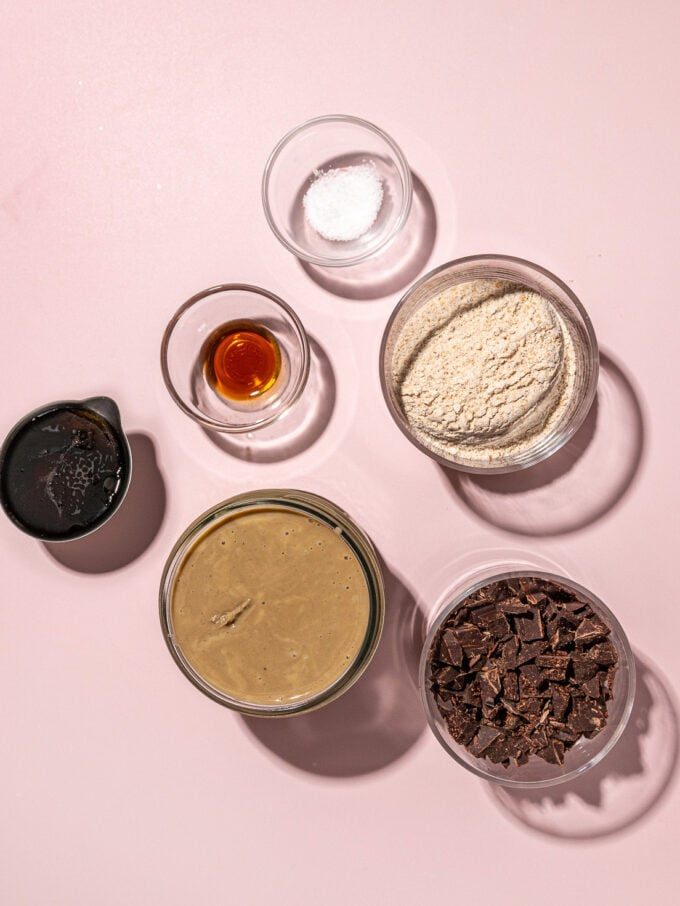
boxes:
[303,163,384,242]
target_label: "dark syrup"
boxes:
[0,407,127,540]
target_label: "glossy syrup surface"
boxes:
[0,407,127,540]
[204,322,281,401]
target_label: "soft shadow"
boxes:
[43,432,166,573]
[202,338,335,464]
[445,352,645,535]
[300,172,437,300]
[489,655,678,840]
[241,562,426,777]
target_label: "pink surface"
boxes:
[1,2,679,904]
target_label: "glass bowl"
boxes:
[379,255,599,474]
[159,489,385,717]
[419,570,635,788]
[161,284,310,433]
[262,114,413,267]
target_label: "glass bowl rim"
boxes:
[160,283,311,434]
[379,253,600,474]
[261,113,413,267]
[419,568,636,789]
[159,488,386,717]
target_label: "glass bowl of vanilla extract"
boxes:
[161,284,310,433]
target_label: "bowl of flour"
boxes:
[380,256,599,473]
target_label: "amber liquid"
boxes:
[204,322,281,401]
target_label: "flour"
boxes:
[393,279,577,464]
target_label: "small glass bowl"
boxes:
[161,284,310,433]
[262,114,413,267]
[420,570,635,788]
[379,255,599,474]
[159,489,385,717]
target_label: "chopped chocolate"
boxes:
[428,576,619,769]
[502,671,519,701]
[551,687,571,721]
[469,725,502,757]
[446,708,477,746]
[516,608,544,642]
[440,630,464,667]
[434,666,459,687]
[541,666,569,683]
[453,623,485,648]
[536,653,571,669]
[582,674,602,699]
[587,641,618,666]
[498,596,531,615]
[550,626,575,650]
[519,664,544,697]
[478,666,502,703]
[572,654,599,683]
[575,618,609,645]
[516,640,549,667]
[500,636,519,669]
[539,739,566,765]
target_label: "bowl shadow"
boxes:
[300,172,437,301]
[488,655,679,840]
[202,338,335,464]
[444,351,645,536]
[240,560,426,778]
[43,432,166,573]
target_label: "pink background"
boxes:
[2,2,679,903]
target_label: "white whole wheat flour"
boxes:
[393,279,576,464]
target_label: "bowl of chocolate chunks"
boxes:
[421,572,635,787]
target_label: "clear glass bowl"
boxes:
[159,489,385,717]
[262,114,413,267]
[379,255,599,474]
[419,570,635,788]
[161,284,310,433]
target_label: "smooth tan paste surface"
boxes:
[171,507,371,706]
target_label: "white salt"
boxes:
[303,163,384,242]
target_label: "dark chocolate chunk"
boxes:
[452,623,485,648]
[478,667,502,703]
[582,674,602,699]
[434,666,459,687]
[440,630,464,667]
[539,739,565,765]
[469,725,502,757]
[568,701,607,735]
[428,576,618,770]
[502,671,519,701]
[498,596,531,615]
[446,708,478,746]
[515,640,549,667]
[587,641,618,666]
[519,664,544,697]
[516,609,544,642]
[572,654,599,683]
[485,735,514,764]
[536,653,571,669]
[541,666,569,682]
[500,636,519,669]
[574,618,609,645]
[461,681,482,708]
[550,626,575,650]
[551,687,570,721]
